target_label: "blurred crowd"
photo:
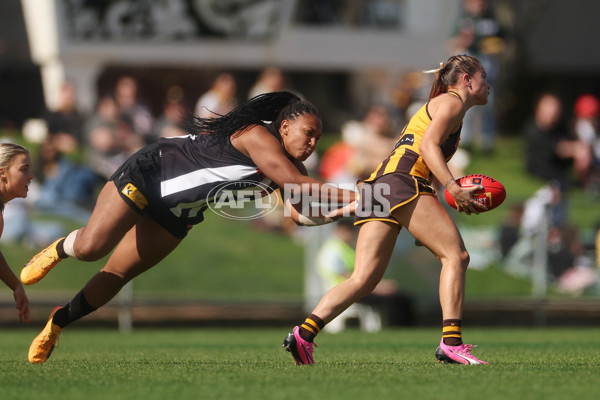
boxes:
[500,91,600,295]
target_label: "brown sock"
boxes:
[298,314,325,342]
[442,319,463,346]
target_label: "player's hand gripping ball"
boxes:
[444,174,506,212]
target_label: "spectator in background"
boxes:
[35,80,100,222]
[520,92,582,279]
[43,80,85,155]
[33,136,97,224]
[86,94,136,179]
[546,225,581,280]
[318,139,358,185]
[524,92,592,191]
[248,67,286,99]
[572,94,600,147]
[355,105,399,175]
[448,0,504,153]
[389,71,425,128]
[195,72,238,119]
[571,93,600,195]
[498,202,524,259]
[502,180,596,293]
[549,224,596,294]
[153,85,187,139]
[114,75,154,142]
[326,104,397,184]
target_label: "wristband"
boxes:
[444,178,457,189]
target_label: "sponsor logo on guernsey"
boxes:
[395,134,414,148]
[122,183,148,210]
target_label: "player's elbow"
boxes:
[419,139,436,156]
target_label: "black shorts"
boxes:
[354,173,435,226]
[110,143,195,239]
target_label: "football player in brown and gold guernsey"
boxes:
[285,55,491,366]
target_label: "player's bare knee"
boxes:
[73,240,109,261]
[440,249,470,272]
[449,249,470,272]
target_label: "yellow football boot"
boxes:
[20,238,65,285]
[29,307,63,364]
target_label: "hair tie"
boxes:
[422,62,444,74]
[423,61,445,74]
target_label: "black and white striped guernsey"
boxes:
[157,129,277,222]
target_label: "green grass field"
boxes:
[1,327,599,400]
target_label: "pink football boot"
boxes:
[283,326,317,365]
[436,338,488,365]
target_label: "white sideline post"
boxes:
[118,281,133,332]
[532,205,549,325]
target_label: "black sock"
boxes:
[55,238,69,259]
[52,290,96,328]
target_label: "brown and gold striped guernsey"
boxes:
[364,91,463,184]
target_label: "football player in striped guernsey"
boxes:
[21,91,356,364]
[284,55,490,366]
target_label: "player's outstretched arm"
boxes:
[236,125,356,224]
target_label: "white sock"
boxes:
[63,229,79,259]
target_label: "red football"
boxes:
[444,174,506,212]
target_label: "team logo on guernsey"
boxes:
[207,180,278,220]
[122,183,148,210]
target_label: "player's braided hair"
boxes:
[429,54,484,99]
[189,91,320,148]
